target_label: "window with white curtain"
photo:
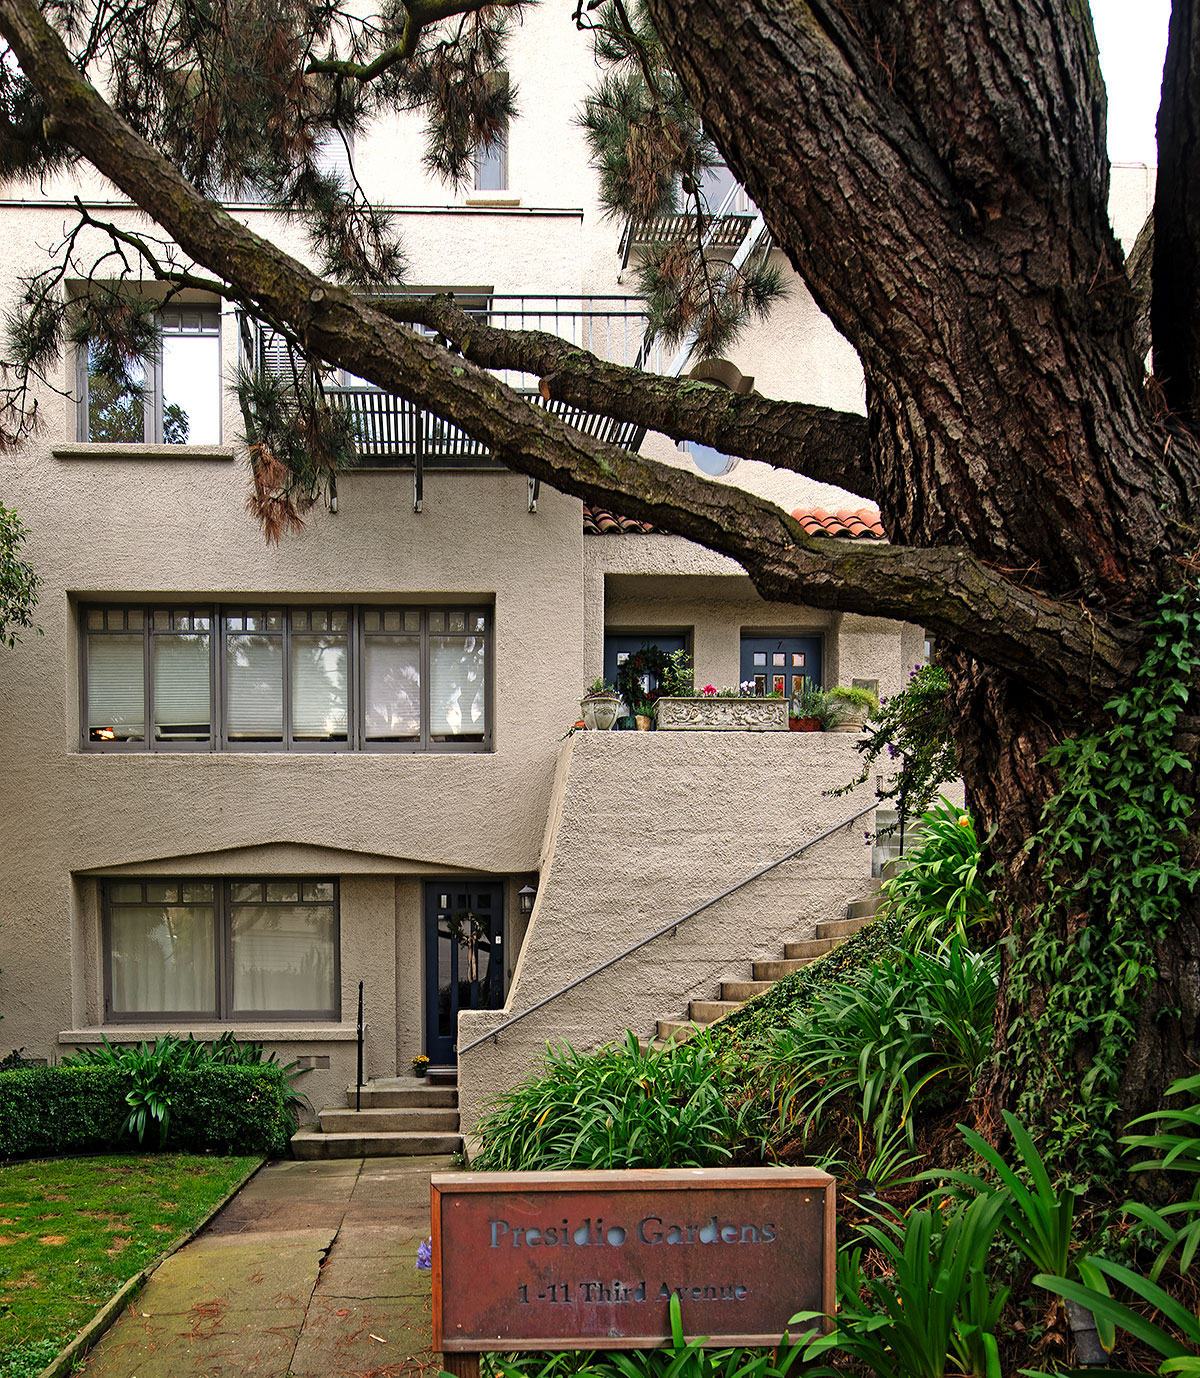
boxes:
[81,604,490,751]
[103,877,338,1020]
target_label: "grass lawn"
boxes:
[0,1153,259,1378]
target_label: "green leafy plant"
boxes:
[832,664,957,822]
[471,1030,741,1170]
[1120,1072,1200,1281]
[1007,587,1200,1175]
[927,1111,1078,1281]
[0,502,40,648]
[825,684,880,723]
[796,1193,1010,1378]
[761,937,997,1146]
[584,677,618,697]
[879,798,993,948]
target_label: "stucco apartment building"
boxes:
[0,9,1156,1135]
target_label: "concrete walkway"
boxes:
[79,1156,447,1378]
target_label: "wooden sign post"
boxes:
[432,1167,835,1375]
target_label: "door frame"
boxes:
[423,878,506,1065]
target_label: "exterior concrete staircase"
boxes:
[646,889,884,1049]
[291,1075,464,1159]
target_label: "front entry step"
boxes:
[290,1075,463,1159]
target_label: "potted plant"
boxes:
[654,682,789,731]
[580,677,621,731]
[790,681,827,730]
[410,1054,430,1078]
[825,684,880,732]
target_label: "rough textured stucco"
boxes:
[457,731,877,1131]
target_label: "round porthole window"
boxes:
[680,439,740,477]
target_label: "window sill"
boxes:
[464,194,522,208]
[62,1023,360,1043]
[53,443,236,461]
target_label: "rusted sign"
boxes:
[431,1167,835,1351]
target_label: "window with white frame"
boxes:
[82,604,490,751]
[77,305,222,445]
[103,877,339,1020]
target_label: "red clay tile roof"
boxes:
[791,506,886,540]
[583,505,657,534]
[584,502,886,540]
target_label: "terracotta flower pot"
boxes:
[790,716,821,731]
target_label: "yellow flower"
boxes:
[958,815,970,827]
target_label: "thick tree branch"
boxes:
[306,0,521,80]
[364,292,874,494]
[1153,0,1200,424]
[0,0,1138,699]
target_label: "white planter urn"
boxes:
[653,696,789,731]
[581,694,621,730]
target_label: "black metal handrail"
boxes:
[457,798,880,1057]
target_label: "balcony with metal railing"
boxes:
[259,296,663,486]
[618,167,760,269]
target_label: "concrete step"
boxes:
[783,937,841,960]
[688,999,743,1023]
[721,980,776,1001]
[319,1107,460,1134]
[291,1128,462,1159]
[816,916,874,940]
[655,1019,699,1043]
[846,893,885,921]
[752,957,818,980]
[345,1083,458,1109]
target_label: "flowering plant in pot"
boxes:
[410,1054,430,1077]
[790,681,829,730]
[580,677,621,730]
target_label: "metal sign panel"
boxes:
[432,1168,834,1351]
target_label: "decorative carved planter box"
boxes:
[653,697,788,732]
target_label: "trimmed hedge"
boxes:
[0,1065,294,1159]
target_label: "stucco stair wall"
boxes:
[457,731,878,1133]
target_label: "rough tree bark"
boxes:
[2,0,1198,1131]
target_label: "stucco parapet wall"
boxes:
[62,1024,361,1043]
[53,444,237,461]
[457,729,877,1129]
[585,531,745,578]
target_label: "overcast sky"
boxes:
[1092,0,1170,164]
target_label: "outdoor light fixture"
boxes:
[518,884,537,915]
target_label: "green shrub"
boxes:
[879,798,993,947]
[0,1064,293,1158]
[472,1031,742,1171]
[64,1032,308,1145]
[758,938,998,1146]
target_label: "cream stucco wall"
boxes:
[457,731,878,1131]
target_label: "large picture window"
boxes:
[81,604,490,751]
[103,877,339,1021]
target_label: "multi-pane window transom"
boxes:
[103,877,339,1021]
[82,604,490,752]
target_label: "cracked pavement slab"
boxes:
[78,1156,445,1377]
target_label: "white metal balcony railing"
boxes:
[619,170,760,269]
[256,296,665,477]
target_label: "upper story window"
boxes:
[77,305,222,445]
[82,604,490,752]
[474,129,508,191]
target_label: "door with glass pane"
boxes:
[424,882,504,1065]
[739,634,823,701]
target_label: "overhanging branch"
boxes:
[365,292,874,494]
[0,0,1138,699]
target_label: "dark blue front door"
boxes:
[739,634,823,701]
[424,881,504,1065]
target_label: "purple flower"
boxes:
[416,1237,433,1271]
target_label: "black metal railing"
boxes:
[456,799,880,1057]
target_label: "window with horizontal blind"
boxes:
[103,877,338,1020]
[81,604,491,751]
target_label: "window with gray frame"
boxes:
[82,604,490,751]
[77,305,222,445]
[103,877,339,1020]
